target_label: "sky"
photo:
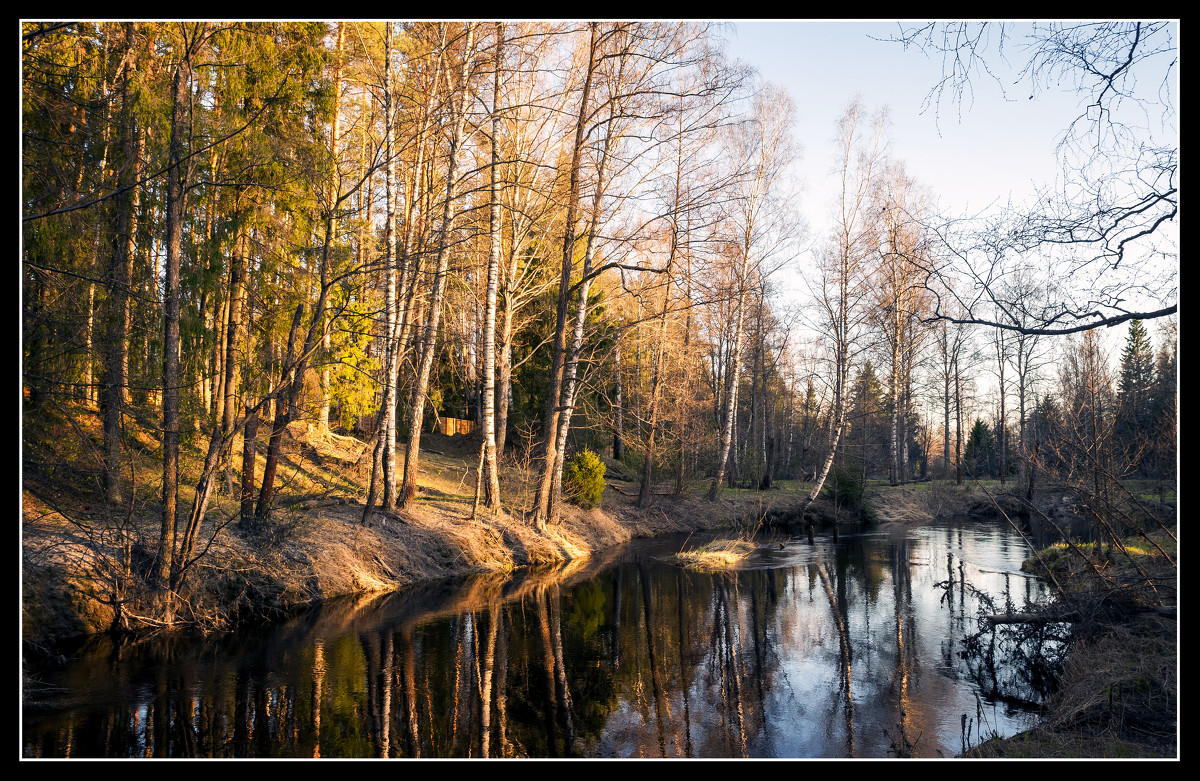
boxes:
[717,20,1178,356]
[721,20,1083,261]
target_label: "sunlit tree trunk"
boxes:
[101,22,139,504]
[532,22,598,528]
[548,118,614,516]
[380,23,400,511]
[255,303,304,520]
[399,22,477,508]
[218,227,247,491]
[479,22,505,512]
[155,23,208,613]
[318,23,344,431]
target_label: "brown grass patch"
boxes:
[672,539,757,571]
[23,402,820,644]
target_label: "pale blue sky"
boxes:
[718,19,1179,361]
[721,20,1082,245]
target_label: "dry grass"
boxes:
[965,525,1178,759]
[967,727,1172,759]
[25,402,813,644]
[1052,616,1176,738]
[672,538,757,571]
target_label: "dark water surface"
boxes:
[23,517,1060,758]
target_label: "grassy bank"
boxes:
[966,527,1178,758]
[21,402,813,646]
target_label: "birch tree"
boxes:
[798,99,887,520]
[707,81,797,499]
[870,159,932,485]
[398,22,479,508]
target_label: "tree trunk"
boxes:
[319,29,343,434]
[255,303,304,522]
[380,23,400,510]
[155,27,200,610]
[955,353,963,486]
[240,393,259,525]
[101,23,139,505]
[889,335,901,486]
[709,267,747,499]
[547,116,614,517]
[532,23,598,528]
[219,228,247,490]
[613,343,624,462]
[480,23,505,512]
[399,23,477,508]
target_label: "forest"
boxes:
[22,22,1177,634]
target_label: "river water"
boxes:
[22,517,1064,758]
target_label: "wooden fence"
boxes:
[437,416,477,437]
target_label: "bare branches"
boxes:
[886,22,1177,337]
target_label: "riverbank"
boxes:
[21,405,817,647]
[22,407,1177,758]
[965,529,1178,759]
[13,406,1063,645]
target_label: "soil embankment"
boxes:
[22,409,1176,757]
[22,409,816,645]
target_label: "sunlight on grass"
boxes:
[672,539,756,571]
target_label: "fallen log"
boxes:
[985,612,1080,626]
[984,605,1175,626]
[607,482,674,497]
[296,496,361,511]
[608,482,635,496]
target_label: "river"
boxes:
[22,516,1065,758]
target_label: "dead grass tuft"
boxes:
[672,539,757,571]
[1050,615,1176,745]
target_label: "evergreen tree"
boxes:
[1147,322,1177,489]
[1116,319,1155,474]
[846,361,888,479]
[963,418,996,478]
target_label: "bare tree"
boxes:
[476,22,506,513]
[398,22,479,508]
[933,312,969,480]
[889,22,1177,336]
[532,23,736,524]
[869,159,933,485]
[798,98,887,518]
[708,81,799,499]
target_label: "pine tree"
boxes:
[1147,322,1177,489]
[963,418,996,478]
[1116,319,1155,474]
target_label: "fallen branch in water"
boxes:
[985,612,1080,626]
[985,605,1175,626]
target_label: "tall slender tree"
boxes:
[399,22,478,508]
[708,82,797,499]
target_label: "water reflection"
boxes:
[23,519,1055,758]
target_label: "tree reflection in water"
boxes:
[23,521,1054,758]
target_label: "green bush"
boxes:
[823,462,864,507]
[564,447,606,509]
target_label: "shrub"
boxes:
[564,447,606,509]
[823,462,864,507]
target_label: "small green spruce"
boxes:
[565,447,606,509]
